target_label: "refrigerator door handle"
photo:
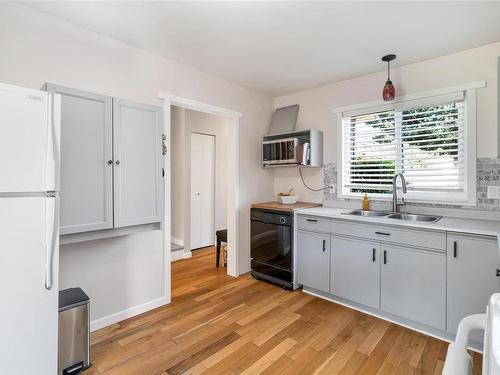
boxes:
[45,197,56,290]
[45,93,61,191]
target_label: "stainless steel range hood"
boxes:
[267,105,299,135]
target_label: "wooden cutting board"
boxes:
[251,201,322,213]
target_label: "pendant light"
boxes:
[382,54,396,101]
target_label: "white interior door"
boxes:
[190,133,215,249]
[0,197,58,374]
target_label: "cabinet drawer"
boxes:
[331,220,445,250]
[298,216,331,233]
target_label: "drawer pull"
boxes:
[322,239,326,252]
[306,219,318,223]
[375,231,391,236]
[453,241,457,258]
[372,248,376,262]
[383,250,387,265]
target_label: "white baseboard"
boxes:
[171,236,184,246]
[171,248,192,262]
[171,248,184,262]
[90,296,169,332]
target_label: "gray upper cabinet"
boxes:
[113,99,163,228]
[331,236,380,309]
[45,84,113,235]
[297,230,330,293]
[381,244,446,330]
[45,84,163,235]
[447,233,500,343]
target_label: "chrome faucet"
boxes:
[392,173,407,213]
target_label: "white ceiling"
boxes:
[23,1,500,96]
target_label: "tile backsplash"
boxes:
[323,163,337,202]
[323,158,500,211]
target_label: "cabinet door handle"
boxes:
[383,250,387,265]
[372,248,376,262]
[496,269,500,277]
[107,159,113,165]
[375,231,391,236]
[115,160,120,165]
[322,239,326,252]
[453,241,457,258]
[306,219,318,223]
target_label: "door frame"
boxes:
[159,92,242,303]
[190,132,216,250]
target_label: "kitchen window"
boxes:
[337,86,479,205]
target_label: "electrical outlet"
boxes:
[487,186,500,199]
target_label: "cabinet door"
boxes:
[297,230,330,293]
[47,85,113,234]
[331,236,380,309]
[113,99,162,227]
[381,244,446,329]
[447,234,500,341]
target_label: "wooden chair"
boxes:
[216,229,227,267]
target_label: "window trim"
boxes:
[335,83,481,206]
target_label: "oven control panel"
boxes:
[251,209,293,226]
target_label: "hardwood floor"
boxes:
[87,247,482,374]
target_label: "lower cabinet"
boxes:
[297,214,499,342]
[331,236,380,309]
[380,244,446,329]
[297,230,330,293]
[447,233,500,342]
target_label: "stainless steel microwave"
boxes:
[261,129,322,168]
[262,137,309,166]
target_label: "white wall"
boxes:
[170,107,187,245]
[0,3,274,323]
[171,107,231,252]
[274,42,500,203]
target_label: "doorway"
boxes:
[160,92,241,304]
[190,133,215,250]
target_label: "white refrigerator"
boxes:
[0,82,60,374]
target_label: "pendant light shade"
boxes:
[382,54,396,101]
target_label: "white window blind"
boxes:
[341,93,472,203]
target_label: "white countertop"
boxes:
[296,206,500,237]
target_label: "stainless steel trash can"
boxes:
[59,288,90,375]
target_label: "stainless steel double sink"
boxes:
[342,209,442,223]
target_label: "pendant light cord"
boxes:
[298,168,327,192]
